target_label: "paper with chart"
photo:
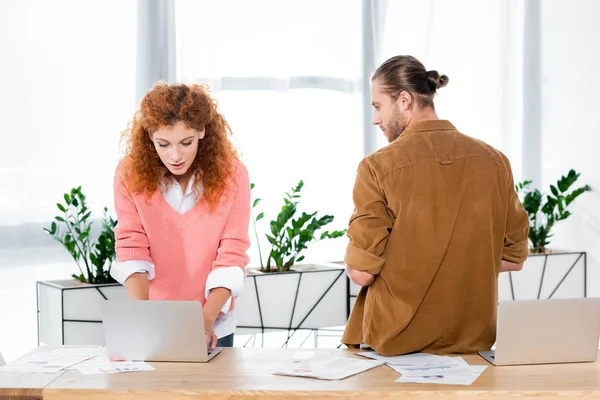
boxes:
[0,351,93,373]
[357,351,458,367]
[273,356,384,380]
[358,351,487,385]
[394,357,487,385]
[77,361,155,375]
[57,347,154,375]
[0,346,154,375]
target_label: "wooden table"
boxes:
[2,348,600,399]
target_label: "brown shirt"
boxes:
[342,120,529,356]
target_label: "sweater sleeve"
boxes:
[207,161,251,306]
[113,165,152,263]
[110,260,155,285]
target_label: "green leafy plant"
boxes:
[43,186,118,284]
[516,169,590,254]
[251,180,347,273]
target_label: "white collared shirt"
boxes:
[111,175,241,338]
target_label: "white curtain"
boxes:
[173,0,526,263]
[0,0,137,363]
[381,0,525,180]
[0,0,527,260]
[0,0,137,249]
[537,0,600,295]
[175,0,364,263]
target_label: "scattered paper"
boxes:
[292,351,317,362]
[67,356,113,370]
[395,364,487,385]
[77,361,155,375]
[273,356,384,380]
[45,346,105,359]
[358,351,487,386]
[62,348,110,370]
[357,351,457,367]
[0,352,92,373]
[0,346,155,376]
[388,356,477,377]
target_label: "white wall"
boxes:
[539,0,600,296]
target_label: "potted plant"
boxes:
[37,186,127,346]
[235,181,350,341]
[498,170,591,301]
[250,180,347,272]
[515,169,590,254]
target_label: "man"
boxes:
[342,55,529,356]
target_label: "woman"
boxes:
[111,82,251,350]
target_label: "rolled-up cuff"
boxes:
[502,242,529,263]
[345,244,385,275]
[205,267,245,313]
[110,260,155,285]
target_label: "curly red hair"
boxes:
[120,82,238,211]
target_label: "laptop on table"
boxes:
[479,297,600,366]
[101,300,222,362]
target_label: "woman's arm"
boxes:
[203,162,251,343]
[112,165,154,299]
[124,272,150,300]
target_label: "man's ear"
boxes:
[398,90,413,110]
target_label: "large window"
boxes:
[381,0,524,178]
[175,0,363,262]
[0,0,532,361]
[0,0,136,362]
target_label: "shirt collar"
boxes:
[161,168,195,196]
[400,120,456,137]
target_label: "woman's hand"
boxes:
[203,287,231,351]
[204,315,218,351]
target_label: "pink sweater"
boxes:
[113,159,251,309]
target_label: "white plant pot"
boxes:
[37,279,127,346]
[498,251,587,301]
[235,263,349,335]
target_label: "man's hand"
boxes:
[500,259,525,273]
[345,265,375,286]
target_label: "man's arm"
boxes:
[501,155,530,265]
[345,158,394,276]
[499,259,524,273]
[345,265,374,286]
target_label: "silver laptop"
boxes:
[101,300,222,362]
[479,297,600,366]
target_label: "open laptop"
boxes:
[479,297,600,366]
[101,300,222,362]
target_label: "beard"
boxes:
[384,109,405,143]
